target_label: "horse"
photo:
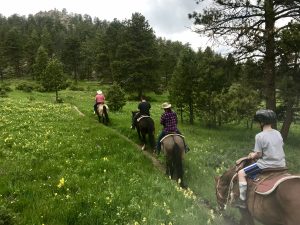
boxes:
[97,104,109,125]
[131,111,155,151]
[215,157,300,225]
[160,134,186,188]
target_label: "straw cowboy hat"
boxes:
[162,102,172,109]
[97,90,103,95]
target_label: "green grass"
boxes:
[1,80,299,225]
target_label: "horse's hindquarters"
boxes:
[249,179,300,225]
[162,136,185,156]
[276,179,300,225]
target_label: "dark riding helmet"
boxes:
[253,109,276,124]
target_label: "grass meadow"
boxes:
[1,80,299,225]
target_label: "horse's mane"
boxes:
[220,157,254,185]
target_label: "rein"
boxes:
[217,172,238,207]
[226,173,238,205]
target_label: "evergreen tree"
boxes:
[189,0,300,112]
[33,46,49,81]
[106,82,126,111]
[41,57,67,102]
[169,46,198,124]
[111,13,159,97]
[4,27,23,76]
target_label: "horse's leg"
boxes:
[149,133,155,152]
[141,132,146,150]
[104,107,109,124]
[165,154,172,177]
[239,209,255,225]
[136,127,141,139]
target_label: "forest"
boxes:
[0,6,299,140]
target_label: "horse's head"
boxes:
[215,167,239,210]
[215,175,228,210]
[132,111,139,119]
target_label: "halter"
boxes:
[216,172,238,207]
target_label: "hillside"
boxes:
[1,81,299,224]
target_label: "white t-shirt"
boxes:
[254,129,286,169]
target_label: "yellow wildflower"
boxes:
[57,178,65,188]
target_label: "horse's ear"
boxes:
[214,176,220,182]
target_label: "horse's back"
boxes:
[138,116,154,133]
[162,135,185,152]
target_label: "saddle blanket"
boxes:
[160,134,185,143]
[254,173,300,195]
[137,115,150,122]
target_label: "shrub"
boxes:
[0,83,12,97]
[0,206,15,225]
[107,82,126,111]
[69,84,85,91]
[0,83,12,92]
[15,82,35,92]
[0,90,8,98]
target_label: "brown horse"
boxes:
[97,104,109,125]
[161,134,186,188]
[215,158,300,225]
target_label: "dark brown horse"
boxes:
[215,158,300,225]
[161,134,186,188]
[97,104,109,125]
[132,111,155,151]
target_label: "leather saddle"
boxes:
[137,115,150,122]
[235,157,300,195]
[253,171,300,195]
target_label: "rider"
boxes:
[131,95,151,129]
[156,102,189,154]
[94,90,105,115]
[235,109,286,209]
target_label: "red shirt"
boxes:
[95,94,105,104]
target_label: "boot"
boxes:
[185,145,190,153]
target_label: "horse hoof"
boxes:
[141,145,146,151]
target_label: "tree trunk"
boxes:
[0,69,3,82]
[189,101,194,124]
[280,99,294,141]
[264,0,276,113]
[180,107,183,123]
[55,88,58,102]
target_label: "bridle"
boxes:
[216,172,238,207]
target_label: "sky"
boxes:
[1,0,227,53]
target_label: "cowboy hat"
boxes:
[97,90,102,95]
[162,102,171,109]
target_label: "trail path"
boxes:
[73,106,239,225]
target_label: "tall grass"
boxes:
[1,80,299,225]
[1,86,223,225]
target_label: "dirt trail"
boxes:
[73,106,239,225]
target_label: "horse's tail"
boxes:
[173,141,183,185]
[103,106,109,122]
[148,118,155,148]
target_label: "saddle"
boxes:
[137,115,150,122]
[253,171,300,195]
[160,133,185,143]
[235,157,300,195]
[97,104,109,112]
